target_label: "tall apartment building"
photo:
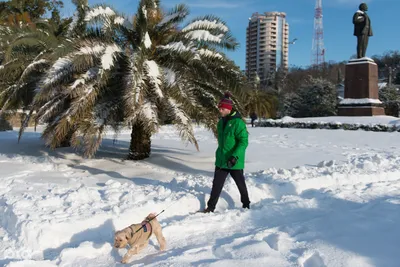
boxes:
[246,12,289,82]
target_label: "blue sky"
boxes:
[61,0,400,69]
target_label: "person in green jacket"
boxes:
[203,92,250,213]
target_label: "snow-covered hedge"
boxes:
[259,120,400,132]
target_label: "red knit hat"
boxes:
[218,92,233,111]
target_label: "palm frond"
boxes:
[66,82,98,120]
[135,100,159,134]
[4,29,58,61]
[182,16,229,33]
[144,60,163,99]
[100,43,121,70]
[157,41,193,54]
[19,59,49,81]
[80,123,106,157]
[124,53,146,120]
[37,56,73,95]
[18,108,34,143]
[166,98,199,150]
[85,5,116,22]
[197,48,224,60]
[180,15,237,50]
[157,4,189,28]
[0,57,49,116]
[33,94,66,124]
[85,4,133,34]
[183,30,223,43]
[68,67,99,94]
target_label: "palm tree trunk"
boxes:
[127,120,151,160]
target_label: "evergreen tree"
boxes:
[0,0,63,21]
[395,72,400,85]
[379,85,400,117]
[283,77,338,118]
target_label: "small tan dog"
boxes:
[113,213,166,264]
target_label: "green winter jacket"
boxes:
[215,111,248,170]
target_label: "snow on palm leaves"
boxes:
[0,0,89,138]
[30,0,241,158]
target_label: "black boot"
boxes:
[242,203,250,209]
[201,207,214,213]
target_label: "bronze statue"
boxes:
[353,3,373,58]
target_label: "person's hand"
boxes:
[227,156,237,168]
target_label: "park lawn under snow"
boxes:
[1,124,400,267]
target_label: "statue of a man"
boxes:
[353,3,373,58]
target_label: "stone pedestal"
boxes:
[338,57,385,116]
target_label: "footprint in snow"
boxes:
[263,233,279,251]
[300,251,326,267]
[213,246,232,259]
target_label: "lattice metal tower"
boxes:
[311,0,325,66]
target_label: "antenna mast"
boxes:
[311,0,325,66]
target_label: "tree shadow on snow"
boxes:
[0,130,214,177]
[143,152,215,177]
[0,130,80,163]
[0,259,18,266]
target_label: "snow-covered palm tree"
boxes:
[0,0,88,128]
[30,0,242,159]
[233,74,279,119]
[241,88,278,119]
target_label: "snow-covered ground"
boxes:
[1,125,400,266]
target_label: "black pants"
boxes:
[207,167,250,211]
[357,35,369,58]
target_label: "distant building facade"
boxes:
[245,12,289,83]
